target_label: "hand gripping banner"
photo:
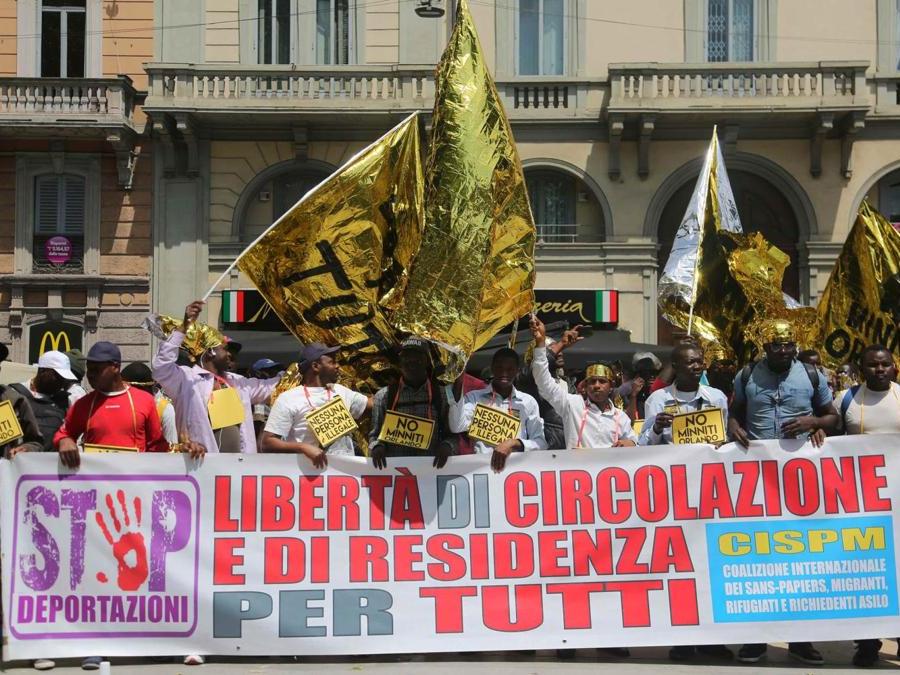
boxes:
[3,436,900,659]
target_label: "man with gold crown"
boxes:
[151,300,282,458]
[529,316,637,449]
[729,316,838,667]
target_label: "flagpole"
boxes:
[198,111,422,303]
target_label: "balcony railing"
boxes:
[536,223,578,244]
[609,61,869,110]
[0,75,139,125]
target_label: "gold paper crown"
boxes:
[144,314,225,360]
[759,317,796,344]
[585,364,614,381]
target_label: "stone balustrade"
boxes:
[0,75,138,122]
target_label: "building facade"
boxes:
[0,0,154,363]
[6,1,900,361]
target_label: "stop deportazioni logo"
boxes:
[8,473,200,640]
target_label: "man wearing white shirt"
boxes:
[529,316,637,448]
[638,343,729,447]
[449,347,547,472]
[261,343,370,467]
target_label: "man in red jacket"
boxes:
[55,342,174,467]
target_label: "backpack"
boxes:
[839,385,862,421]
[739,360,820,393]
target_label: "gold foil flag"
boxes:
[817,201,900,368]
[394,0,536,379]
[234,112,424,387]
[143,314,225,361]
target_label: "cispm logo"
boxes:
[9,474,200,639]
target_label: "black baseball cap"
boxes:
[299,343,340,371]
[399,337,430,354]
[86,341,122,363]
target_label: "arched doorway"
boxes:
[656,170,802,346]
[522,161,608,243]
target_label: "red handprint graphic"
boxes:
[95,490,148,591]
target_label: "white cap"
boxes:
[34,350,78,381]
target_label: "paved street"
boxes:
[3,642,900,674]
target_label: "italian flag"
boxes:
[222,290,245,323]
[596,290,618,323]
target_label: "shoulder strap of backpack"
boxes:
[840,384,861,419]
[739,362,757,392]
[801,362,820,391]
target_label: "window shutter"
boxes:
[35,175,61,234]
[62,175,85,235]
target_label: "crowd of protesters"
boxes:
[1,300,898,670]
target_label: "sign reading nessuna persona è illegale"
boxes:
[306,397,358,447]
[467,404,521,447]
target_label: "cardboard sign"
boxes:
[207,387,245,430]
[306,397,358,447]
[84,444,139,453]
[0,400,24,445]
[377,411,435,451]
[632,419,644,435]
[467,403,521,447]
[671,407,726,445]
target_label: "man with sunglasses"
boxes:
[11,350,77,452]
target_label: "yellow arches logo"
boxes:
[38,331,71,355]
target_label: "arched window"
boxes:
[524,167,604,243]
[239,167,332,242]
[878,168,900,228]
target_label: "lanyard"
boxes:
[576,401,619,448]
[489,389,515,415]
[85,388,137,446]
[391,379,432,420]
[858,384,900,433]
[304,385,332,409]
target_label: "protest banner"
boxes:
[0,400,23,445]
[3,435,900,660]
[467,404,521,446]
[377,411,435,451]
[305,398,358,447]
[671,408,726,445]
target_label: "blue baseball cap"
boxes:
[299,343,340,371]
[86,341,122,363]
[252,358,283,371]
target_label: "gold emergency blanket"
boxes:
[235,113,424,388]
[817,201,900,368]
[143,315,225,361]
[657,130,819,361]
[393,0,536,378]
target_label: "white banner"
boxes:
[3,435,900,660]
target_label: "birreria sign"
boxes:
[2,437,898,659]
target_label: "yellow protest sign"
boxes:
[0,400,24,445]
[84,444,139,453]
[671,408,726,445]
[377,411,435,451]
[306,397,358,447]
[467,403,521,447]
[663,404,680,415]
[632,419,644,435]
[208,387,245,430]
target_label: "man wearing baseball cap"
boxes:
[369,338,455,470]
[250,358,284,438]
[261,343,370,467]
[54,341,170,468]
[10,350,77,451]
[153,300,281,455]
[0,342,45,458]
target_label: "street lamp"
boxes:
[414,0,445,18]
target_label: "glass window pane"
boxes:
[542,0,564,75]
[707,0,728,62]
[335,0,350,65]
[276,0,290,63]
[317,0,332,64]
[258,0,272,64]
[66,10,85,77]
[518,0,539,75]
[41,10,62,77]
[731,0,753,61]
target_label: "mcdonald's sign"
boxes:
[28,322,82,363]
